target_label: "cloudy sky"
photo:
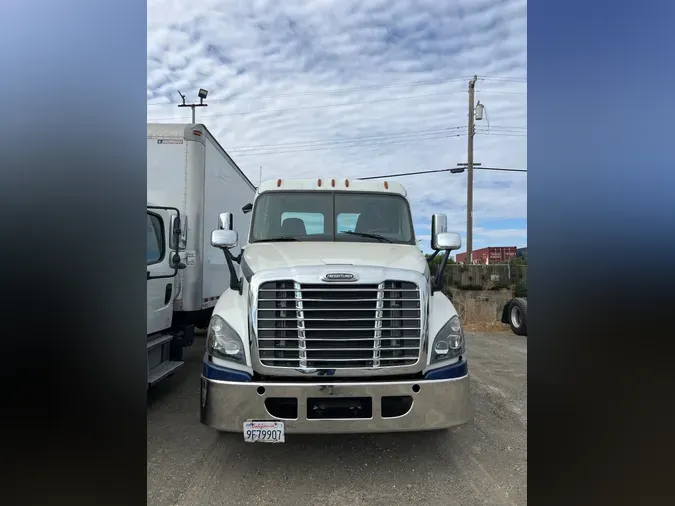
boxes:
[147,0,527,254]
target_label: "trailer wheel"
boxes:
[509,298,528,336]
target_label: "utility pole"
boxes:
[177,88,209,123]
[466,75,478,264]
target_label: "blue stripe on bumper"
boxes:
[203,355,467,382]
[423,357,468,380]
[202,354,253,382]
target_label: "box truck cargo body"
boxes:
[146,123,255,386]
[147,123,255,325]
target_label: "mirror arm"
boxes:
[431,250,451,294]
[426,250,439,263]
[223,249,242,294]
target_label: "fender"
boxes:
[427,291,459,367]
[209,279,252,368]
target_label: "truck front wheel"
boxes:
[508,298,528,336]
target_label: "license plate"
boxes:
[243,420,285,443]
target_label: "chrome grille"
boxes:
[256,280,421,369]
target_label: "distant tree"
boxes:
[426,252,454,276]
[509,255,527,266]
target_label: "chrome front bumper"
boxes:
[200,368,472,434]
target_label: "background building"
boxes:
[456,246,518,264]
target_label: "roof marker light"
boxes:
[331,179,336,187]
[276,179,282,187]
[317,178,322,187]
[384,181,389,190]
[345,179,350,187]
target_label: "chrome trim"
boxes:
[373,281,384,367]
[294,281,307,369]
[200,374,472,433]
[249,265,428,378]
[322,272,359,282]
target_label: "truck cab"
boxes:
[146,204,188,387]
[200,178,471,438]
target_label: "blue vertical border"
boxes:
[529,0,675,503]
[0,1,148,504]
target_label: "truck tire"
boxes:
[508,298,528,336]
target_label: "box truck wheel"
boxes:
[508,298,528,336]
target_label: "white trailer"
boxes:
[146,123,256,387]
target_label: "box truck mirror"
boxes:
[170,252,186,270]
[169,214,183,250]
[218,212,233,231]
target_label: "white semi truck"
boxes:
[146,123,256,387]
[200,177,471,440]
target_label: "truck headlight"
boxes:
[207,315,245,364]
[430,315,465,364]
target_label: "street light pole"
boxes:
[466,75,478,264]
[177,88,209,123]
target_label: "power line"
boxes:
[231,133,469,157]
[356,166,527,180]
[147,77,472,105]
[477,90,526,96]
[148,90,473,120]
[147,75,526,106]
[227,130,526,157]
[223,125,526,152]
[226,126,467,151]
[480,76,527,83]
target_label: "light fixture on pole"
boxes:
[177,88,209,123]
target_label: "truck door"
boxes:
[147,211,175,335]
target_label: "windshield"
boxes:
[249,191,415,244]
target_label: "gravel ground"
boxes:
[147,332,527,506]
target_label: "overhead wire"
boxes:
[148,75,526,106]
[356,166,527,180]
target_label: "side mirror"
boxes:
[431,213,447,250]
[211,229,238,249]
[435,232,462,251]
[431,213,461,251]
[218,212,233,231]
[242,203,253,214]
[169,214,187,250]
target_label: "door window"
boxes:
[147,213,165,264]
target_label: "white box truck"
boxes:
[146,123,256,387]
[199,177,472,439]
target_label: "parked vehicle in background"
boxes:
[146,123,255,388]
[501,297,528,335]
[200,177,472,441]
[456,246,517,264]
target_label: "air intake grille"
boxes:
[256,280,421,369]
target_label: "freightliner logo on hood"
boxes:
[323,272,358,282]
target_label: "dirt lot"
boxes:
[147,332,527,506]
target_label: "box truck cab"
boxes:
[146,204,188,385]
[200,178,471,439]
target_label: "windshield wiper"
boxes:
[340,231,392,243]
[253,236,298,243]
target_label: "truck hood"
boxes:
[242,242,428,276]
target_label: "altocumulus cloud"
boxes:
[148,0,527,253]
